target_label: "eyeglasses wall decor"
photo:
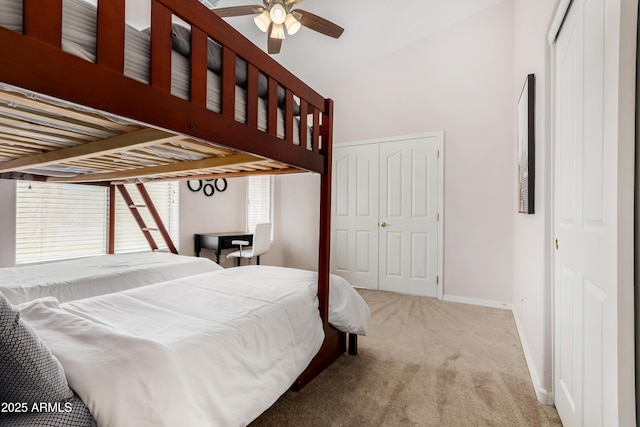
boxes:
[517,74,535,214]
[187,178,228,197]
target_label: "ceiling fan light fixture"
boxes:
[269,3,286,25]
[284,13,301,35]
[270,23,286,40]
[254,10,271,32]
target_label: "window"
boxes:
[15,181,108,264]
[246,175,273,234]
[16,181,179,264]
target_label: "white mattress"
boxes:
[19,266,330,426]
[0,0,311,146]
[0,252,221,304]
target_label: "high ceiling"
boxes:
[123,0,507,93]
[210,0,506,91]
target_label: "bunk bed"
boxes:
[0,0,352,425]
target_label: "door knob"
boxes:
[379,222,387,227]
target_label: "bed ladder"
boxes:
[110,183,178,254]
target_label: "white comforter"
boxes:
[0,252,221,304]
[19,266,369,427]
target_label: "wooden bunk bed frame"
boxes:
[0,0,342,390]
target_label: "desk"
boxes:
[194,232,253,263]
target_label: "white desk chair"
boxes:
[227,223,272,266]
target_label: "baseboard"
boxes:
[512,309,554,406]
[442,294,513,310]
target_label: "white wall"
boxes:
[178,178,248,268]
[272,173,321,271]
[511,0,558,402]
[178,173,321,271]
[323,0,516,304]
[0,180,16,268]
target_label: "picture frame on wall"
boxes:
[517,74,535,214]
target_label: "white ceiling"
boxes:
[123,0,507,92]
[211,0,507,91]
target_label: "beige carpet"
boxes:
[251,289,562,427]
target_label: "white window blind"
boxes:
[114,182,179,253]
[15,181,108,264]
[247,175,272,234]
[16,181,179,264]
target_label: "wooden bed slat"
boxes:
[0,116,99,142]
[221,46,236,118]
[0,105,119,139]
[0,134,68,150]
[24,0,62,47]
[267,77,278,136]
[0,124,84,145]
[96,0,125,72]
[150,1,173,93]
[171,140,232,156]
[284,89,294,144]
[312,108,321,153]
[0,129,179,173]
[299,100,308,150]
[49,153,264,183]
[190,27,208,108]
[0,91,138,133]
[247,64,259,128]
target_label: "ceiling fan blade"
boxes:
[287,0,305,5]
[294,9,344,39]
[268,35,283,54]
[213,6,263,17]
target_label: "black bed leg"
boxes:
[348,333,357,356]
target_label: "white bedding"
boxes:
[0,252,220,305]
[17,266,353,427]
[0,0,311,149]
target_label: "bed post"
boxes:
[292,99,339,391]
[317,99,334,328]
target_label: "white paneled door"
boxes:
[332,143,380,290]
[332,133,443,298]
[378,139,440,296]
[551,0,636,426]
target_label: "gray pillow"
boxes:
[0,292,73,405]
[144,24,300,116]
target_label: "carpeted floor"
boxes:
[251,289,562,426]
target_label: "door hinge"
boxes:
[437,150,440,158]
[437,276,439,284]
[437,213,440,221]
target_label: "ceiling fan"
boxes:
[213,0,344,54]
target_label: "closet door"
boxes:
[378,137,440,297]
[332,133,443,298]
[551,0,636,425]
[332,144,379,289]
